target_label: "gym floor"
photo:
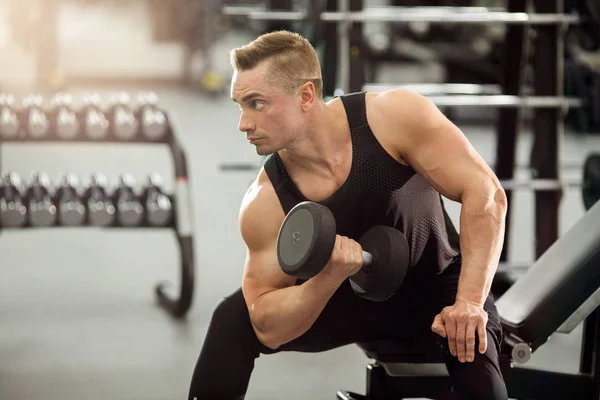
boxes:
[1,2,600,400]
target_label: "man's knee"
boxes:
[451,356,507,399]
[446,330,508,400]
[211,289,249,328]
[207,289,273,354]
[208,289,258,341]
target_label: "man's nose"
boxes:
[238,111,255,133]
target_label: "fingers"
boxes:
[332,235,363,276]
[353,238,363,266]
[478,317,488,354]
[444,309,457,358]
[431,314,446,337]
[465,317,478,362]
[454,313,468,363]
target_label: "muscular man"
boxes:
[188,31,508,400]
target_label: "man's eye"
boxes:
[251,101,263,110]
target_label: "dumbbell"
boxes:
[0,94,20,138]
[84,173,115,226]
[26,171,57,226]
[51,93,80,139]
[136,92,168,140]
[0,171,27,227]
[55,173,85,226]
[109,92,139,140]
[276,201,410,301]
[114,173,144,226]
[143,174,172,226]
[23,95,49,139]
[82,93,109,140]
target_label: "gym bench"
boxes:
[338,199,600,400]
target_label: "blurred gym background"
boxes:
[0,0,599,399]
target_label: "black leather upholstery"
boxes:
[496,200,600,347]
[358,334,445,363]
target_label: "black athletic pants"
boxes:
[188,262,508,400]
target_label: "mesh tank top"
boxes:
[264,92,461,275]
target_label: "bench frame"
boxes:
[337,307,600,400]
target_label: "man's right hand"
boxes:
[319,235,364,282]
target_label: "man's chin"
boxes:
[254,143,277,156]
[256,147,273,156]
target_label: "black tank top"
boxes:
[264,92,461,275]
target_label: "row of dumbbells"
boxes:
[0,91,169,142]
[0,171,173,228]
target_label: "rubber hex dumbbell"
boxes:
[55,172,85,226]
[51,93,80,139]
[143,174,172,226]
[276,201,410,301]
[135,92,168,141]
[23,95,49,139]
[26,171,57,227]
[83,93,109,140]
[84,173,115,227]
[109,92,138,140]
[0,94,20,139]
[0,171,27,227]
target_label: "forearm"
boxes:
[457,188,507,305]
[250,272,344,349]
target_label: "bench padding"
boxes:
[496,200,600,346]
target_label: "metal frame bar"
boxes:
[412,95,581,108]
[321,8,580,24]
[496,0,528,264]
[531,0,564,259]
[223,6,581,25]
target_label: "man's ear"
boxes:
[299,81,316,110]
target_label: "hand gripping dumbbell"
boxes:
[23,95,49,139]
[109,92,139,140]
[51,93,80,139]
[55,173,86,226]
[114,173,144,226]
[143,174,172,226]
[82,93,109,140]
[0,171,27,227]
[26,171,57,226]
[276,201,410,301]
[84,173,115,226]
[0,94,20,138]
[136,92,168,141]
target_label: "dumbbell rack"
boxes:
[0,97,195,319]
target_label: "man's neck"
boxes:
[282,102,349,177]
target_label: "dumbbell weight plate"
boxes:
[349,225,410,302]
[277,201,337,280]
[583,153,600,210]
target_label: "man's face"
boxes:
[231,63,303,156]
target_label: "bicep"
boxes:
[241,243,297,312]
[238,178,297,311]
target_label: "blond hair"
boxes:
[230,31,323,99]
